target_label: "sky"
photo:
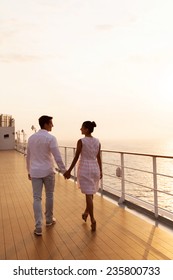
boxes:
[1,0,173,146]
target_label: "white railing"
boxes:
[59,146,173,223]
[16,143,173,223]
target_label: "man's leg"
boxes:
[44,173,55,224]
[31,178,43,230]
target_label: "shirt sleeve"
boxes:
[50,137,66,174]
[26,144,30,174]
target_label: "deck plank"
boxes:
[0,150,173,260]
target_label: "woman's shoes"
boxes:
[91,221,96,232]
[82,213,96,231]
[82,212,88,222]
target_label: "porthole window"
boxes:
[4,134,9,138]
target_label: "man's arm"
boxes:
[50,140,66,174]
[26,144,31,180]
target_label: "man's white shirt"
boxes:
[26,129,66,178]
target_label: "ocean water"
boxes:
[100,138,173,156]
[59,137,173,215]
[59,137,173,156]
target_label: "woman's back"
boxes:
[80,137,100,161]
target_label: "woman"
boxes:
[64,121,102,231]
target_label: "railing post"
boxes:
[153,156,159,218]
[119,152,125,204]
[64,147,67,168]
[100,150,103,195]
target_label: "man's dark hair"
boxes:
[38,115,53,129]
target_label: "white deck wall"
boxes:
[0,127,15,150]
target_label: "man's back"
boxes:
[27,129,56,178]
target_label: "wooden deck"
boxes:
[0,150,173,260]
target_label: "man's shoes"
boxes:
[46,217,56,226]
[34,228,42,236]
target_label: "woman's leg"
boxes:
[84,195,89,214]
[86,194,95,223]
[86,194,96,231]
[82,196,89,222]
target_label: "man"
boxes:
[26,115,66,236]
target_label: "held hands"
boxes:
[64,170,71,180]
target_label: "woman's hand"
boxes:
[64,170,71,179]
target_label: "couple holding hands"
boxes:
[26,115,102,236]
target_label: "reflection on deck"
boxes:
[0,150,173,260]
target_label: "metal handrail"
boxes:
[58,146,173,222]
[16,143,173,222]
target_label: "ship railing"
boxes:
[15,141,27,155]
[59,146,173,224]
[16,143,173,223]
